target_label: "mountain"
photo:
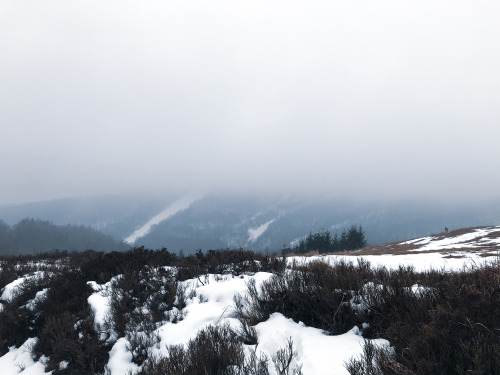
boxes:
[1,192,499,254]
[0,218,128,255]
[0,191,180,240]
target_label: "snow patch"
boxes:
[146,269,388,375]
[0,338,52,375]
[1,277,26,301]
[287,251,493,272]
[58,361,69,370]
[107,338,139,375]
[26,289,48,311]
[87,278,119,340]
[1,272,45,302]
[124,195,201,244]
[154,273,273,348]
[416,227,500,251]
[400,227,500,252]
[248,218,275,242]
[255,313,389,375]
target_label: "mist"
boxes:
[1,0,499,205]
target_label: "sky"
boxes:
[1,0,499,204]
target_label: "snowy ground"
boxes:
[287,250,494,273]
[359,226,500,257]
[1,226,498,375]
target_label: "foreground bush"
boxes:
[1,248,498,375]
[138,324,303,375]
[237,259,371,334]
[139,324,245,375]
[237,259,500,375]
[0,247,285,374]
[359,263,500,375]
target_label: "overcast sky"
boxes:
[1,0,499,204]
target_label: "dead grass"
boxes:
[442,254,466,259]
[336,226,499,258]
[283,226,500,259]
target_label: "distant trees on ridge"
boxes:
[0,218,127,255]
[283,225,367,254]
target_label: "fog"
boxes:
[1,0,499,205]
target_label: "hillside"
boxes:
[1,193,498,254]
[0,218,128,256]
[0,226,498,375]
[353,226,500,257]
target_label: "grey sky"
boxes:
[1,0,499,204]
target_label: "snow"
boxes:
[410,284,430,296]
[124,195,201,244]
[478,236,500,245]
[288,252,492,272]
[97,236,499,373]
[400,226,500,252]
[248,218,276,242]
[155,273,273,348]
[107,338,139,375]
[87,289,110,328]
[401,237,432,245]
[255,313,389,375]
[102,270,391,375]
[2,226,497,375]
[26,289,48,311]
[1,277,26,301]
[416,227,500,251]
[0,338,52,375]
[87,279,116,337]
[99,270,389,374]
[58,361,68,370]
[1,272,45,302]
[287,226,499,272]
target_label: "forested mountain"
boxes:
[1,192,499,255]
[0,218,128,255]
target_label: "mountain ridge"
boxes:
[1,192,498,254]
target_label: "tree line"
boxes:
[283,225,367,254]
[0,218,127,255]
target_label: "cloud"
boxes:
[0,0,499,203]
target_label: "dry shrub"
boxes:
[237,258,499,375]
[138,324,245,375]
[354,264,500,374]
[241,259,365,334]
